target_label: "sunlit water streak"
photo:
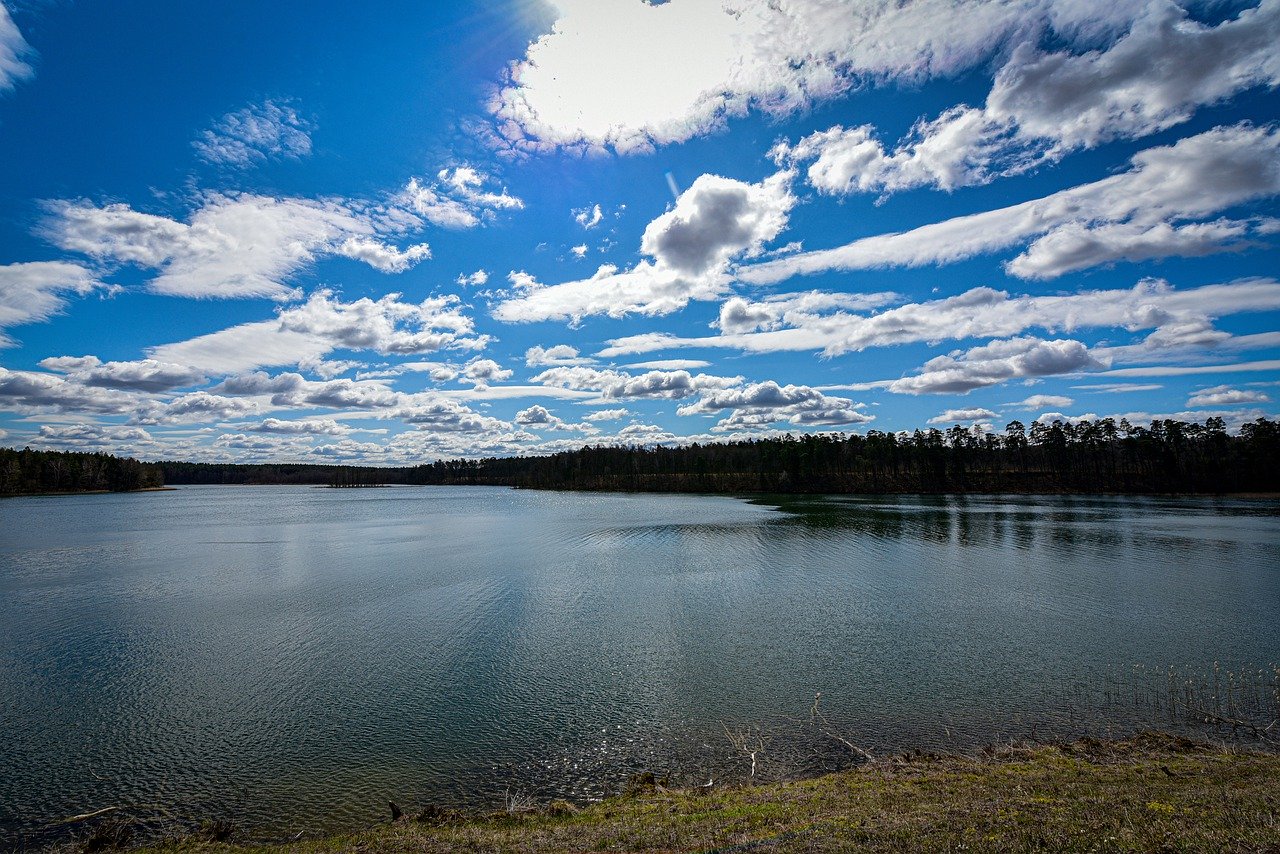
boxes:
[1,486,1277,846]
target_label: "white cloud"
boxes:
[489,0,1146,155]
[51,358,207,392]
[514,404,595,433]
[573,204,603,229]
[461,357,514,389]
[193,99,313,167]
[151,290,485,376]
[400,166,523,229]
[277,290,482,355]
[583,407,629,422]
[715,290,898,334]
[777,1,1280,196]
[525,344,593,366]
[1097,359,1280,377]
[1185,385,1271,407]
[1018,394,1074,409]
[150,320,332,376]
[0,367,145,416]
[135,391,259,425]
[1007,219,1261,280]
[744,124,1280,284]
[532,365,740,400]
[570,243,588,258]
[0,5,33,92]
[457,269,489,287]
[888,337,1106,395]
[493,172,794,322]
[44,193,433,299]
[335,237,432,273]
[928,407,999,425]
[0,262,103,346]
[676,380,873,431]
[623,359,711,371]
[602,278,1280,359]
[1072,383,1162,393]
[242,417,349,435]
[33,424,156,452]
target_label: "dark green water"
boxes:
[1,486,1277,844]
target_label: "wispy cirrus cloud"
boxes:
[193,99,313,167]
[0,262,104,346]
[601,278,1280,359]
[0,5,33,93]
[744,124,1280,284]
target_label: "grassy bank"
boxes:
[121,733,1278,853]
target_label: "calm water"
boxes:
[1,486,1278,845]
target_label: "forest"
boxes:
[0,447,164,495]
[402,416,1280,495]
[5,416,1279,497]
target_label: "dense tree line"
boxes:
[157,461,388,487]
[9,417,1277,497]
[406,416,1280,495]
[0,448,164,495]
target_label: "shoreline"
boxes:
[0,486,177,499]
[88,732,1280,853]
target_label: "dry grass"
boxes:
[118,733,1280,854]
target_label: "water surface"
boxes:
[1,486,1277,844]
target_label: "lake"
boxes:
[1,486,1278,845]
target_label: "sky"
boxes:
[0,0,1277,464]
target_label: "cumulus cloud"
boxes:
[715,290,898,334]
[135,391,258,425]
[400,166,523,229]
[242,417,349,435]
[0,262,103,346]
[0,5,33,92]
[532,366,741,400]
[277,290,483,355]
[193,99,313,167]
[677,380,873,432]
[0,367,145,415]
[493,172,794,322]
[776,1,1280,196]
[33,424,156,452]
[461,357,514,389]
[525,344,593,366]
[218,371,400,410]
[43,193,434,299]
[387,395,513,434]
[40,358,208,392]
[488,0,1146,155]
[744,124,1280,284]
[928,407,999,425]
[583,407,629,422]
[514,404,595,433]
[1185,385,1271,407]
[887,337,1106,395]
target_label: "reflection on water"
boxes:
[1,487,1277,845]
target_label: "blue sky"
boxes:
[0,0,1277,463]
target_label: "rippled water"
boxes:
[1,486,1278,845]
